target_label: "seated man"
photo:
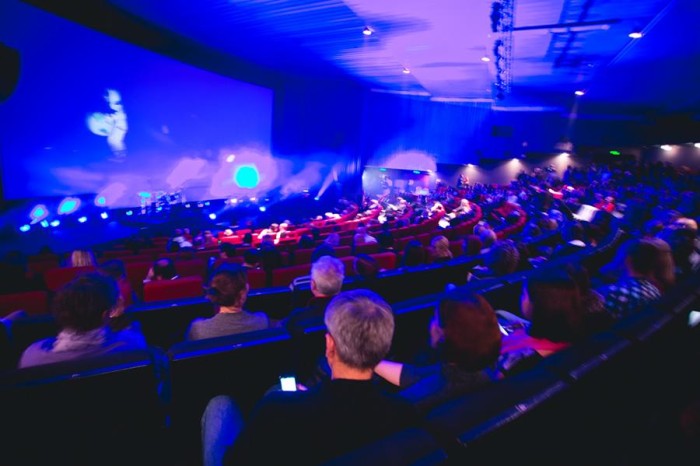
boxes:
[186,265,268,341]
[203,290,416,466]
[285,256,344,333]
[19,274,147,368]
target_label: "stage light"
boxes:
[402,67,411,74]
[234,165,260,189]
[185,203,191,208]
[610,150,621,155]
[209,213,217,220]
[412,170,421,174]
[204,201,210,206]
[378,168,387,172]
[126,210,133,216]
[50,220,60,227]
[481,56,491,62]
[362,26,373,36]
[95,196,107,207]
[40,220,49,228]
[628,31,643,39]
[574,90,585,96]
[19,224,30,233]
[226,154,236,163]
[78,216,88,223]
[57,197,81,215]
[660,144,673,151]
[250,197,257,202]
[694,143,700,149]
[314,196,320,201]
[29,204,49,224]
[259,206,267,212]
[100,212,109,219]
[559,152,570,157]
[230,198,238,204]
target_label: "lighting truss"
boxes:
[490,0,515,99]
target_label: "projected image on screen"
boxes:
[0,1,275,208]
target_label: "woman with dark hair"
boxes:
[497,270,586,374]
[401,240,426,267]
[374,289,501,412]
[185,264,268,341]
[19,273,146,368]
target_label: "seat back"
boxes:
[127,298,215,349]
[0,350,166,466]
[271,264,312,288]
[6,314,59,368]
[0,290,49,317]
[143,276,204,303]
[43,266,95,291]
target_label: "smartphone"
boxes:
[688,310,700,328]
[279,375,297,392]
[498,323,510,336]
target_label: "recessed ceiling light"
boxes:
[574,90,585,96]
[481,56,491,62]
[694,143,700,149]
[362,27,372,36]
[402,67,411,74]
[628,31,643,39]
[660,144,673,151]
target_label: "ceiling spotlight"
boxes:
[362,27,373,36]
[481,56,491,62]
[574,90,585,96]
[628,31,643,39]
[694,143,700,149]
[660,144,673,151]
[402,67,411,74]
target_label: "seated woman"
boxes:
[374,289,501,413]
[429,235,453,263]
[186,264,268,341]
[401,240,426,268]
[68,249,96,267]
[497,269,586,374]
[19,273,147,368]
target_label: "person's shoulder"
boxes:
[19,338,55,368]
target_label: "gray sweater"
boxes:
[186,311,269,341]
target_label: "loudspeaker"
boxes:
[0,43,20,102]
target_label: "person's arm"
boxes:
[374,360,404,387]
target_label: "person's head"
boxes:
[522,270,584,343]
[220,243,236,259]
[206,264,249,309]
[152,258,177,280]
[311,256,345,297]
[567,222,585,242]
[402,240,426,267]
[325,233,341,247]
[69,249,96,268]
[629,237,675,291]
[464,235,483,256]
[298,234,315,249]
[311,243,336,263]
[430,290,501,371]
[242,232,253,244]
[485,240,520,276]
[430,235,452,260]
[242,248,260,267]
[479,228,497,249]
[53,273,120,332]
[98,259,126,281]
[353,254,379,280]
[376,231,394,250]
[324,290,394,371]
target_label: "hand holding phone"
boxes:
[279,375,297,392]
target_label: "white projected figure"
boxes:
[86,89,128,160]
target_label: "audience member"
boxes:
[401,239,426,267]
[186,265,268,341]
[19,274,147,368]
[429,235,453,263]
[471,240,520,280]
[98,259,136,308]
[203,290,415,466]
[68,249,96,268]
[143,257,178,283]
[375,289,501,412]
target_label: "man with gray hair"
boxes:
[203,290,415,465]
[284,255,345,334]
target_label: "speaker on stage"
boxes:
[0,43,20,102]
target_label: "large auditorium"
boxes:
[1,0,699,465]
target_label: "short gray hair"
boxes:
[311,256,345,296]
[324,290,394,369]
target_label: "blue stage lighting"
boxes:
[40,220,49,228]
[209,213,217,220]
[19,224,30,233]
[95,196,107,206]
[126,210,133,216]
[29,204,49,224]
[185,203,191,208]
[57,197,81,215]
[413,170,421,174]
[78,216,88,223]
[50,220,60,227]
[259,206,266,212]
[235,165,260,189]
[204,201,210,206]
[314,196,320,201]
[379,168,387,172]
[100,212,109,219]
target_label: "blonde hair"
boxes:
[69,250,96,268]
[430,235,453,260]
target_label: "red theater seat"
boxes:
[271,264,312,288]
[247,269,267,289]
[340,256,355,276]
[335,246,352,257]
[355,243,380,255]
[371,252,397,271]
[294,248,314,265]
[175,259,206,279]
[449,240,464,257]
[0,291,49,317]
[27,258,60,277]
[43,266,96,292]
[143,276,203,303]
[125,261,153,301]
